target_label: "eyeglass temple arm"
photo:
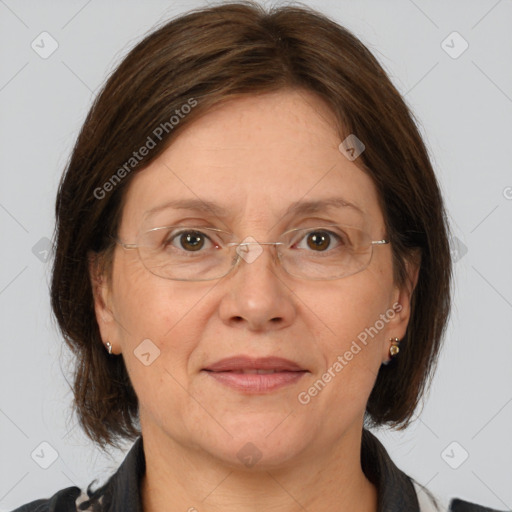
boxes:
[112,236,138,250]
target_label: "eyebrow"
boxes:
[144,196,364,220]
[144,199,230,219]
[283,197,364,217]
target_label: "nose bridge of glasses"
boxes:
[226,238,284,274]
[233,241,285,248]
[227,240,285,257]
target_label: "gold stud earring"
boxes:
[105,341,112,355]
[389,337,400,357]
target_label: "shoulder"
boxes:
[448,498,509,512]
[362,430,507,512]
[412,480,508,512]
[10,437,142,512]
[9,486,83,511]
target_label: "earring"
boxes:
[389,337,400,357]
[105,341,112,355]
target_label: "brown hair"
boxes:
[51,1,452,448]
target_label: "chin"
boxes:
[194,417,312,469]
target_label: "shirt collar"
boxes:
[361,429,421,511]
[102,429,419,512]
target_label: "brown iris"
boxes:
[307,231,330,251]
[180,231,205,251]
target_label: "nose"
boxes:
[217,242,297,332]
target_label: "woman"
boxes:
[11,2,505,511]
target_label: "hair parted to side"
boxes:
[51,1,452,449]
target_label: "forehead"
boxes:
[120,89,384,234]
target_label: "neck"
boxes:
[140,421,378,512]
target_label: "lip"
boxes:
[202,356,308,394]
[203,355,306,372]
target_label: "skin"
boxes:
[91,89,419,512]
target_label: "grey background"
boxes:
[1,0,511,510]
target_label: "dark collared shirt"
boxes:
[11,429,504,512]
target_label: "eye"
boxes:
[167,229,216,252]
[294,229,344,252]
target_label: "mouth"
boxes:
[202,356,308,393]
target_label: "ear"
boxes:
[88,251,119,354]
[383,249,421,360]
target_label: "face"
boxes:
[92,89,416,468]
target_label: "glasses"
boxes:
[114,225,389,281]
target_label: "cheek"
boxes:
[110,268,219,423]
[309,271,393,350]
[109,257,217,381]
[294,287,388,429]
[111,254,203,339]
[299,262,395,398]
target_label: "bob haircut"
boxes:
[51,1,452,449]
